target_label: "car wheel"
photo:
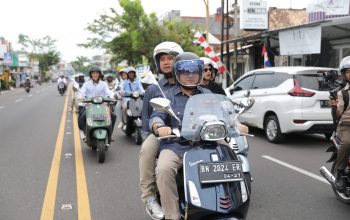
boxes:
[265,115,284,143]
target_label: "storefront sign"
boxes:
[307,0,350,16]
[240,0,268,30]
[279,26,321,55]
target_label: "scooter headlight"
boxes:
[200,121,227,141]
[133,91,140,98]
[92,96,103,104]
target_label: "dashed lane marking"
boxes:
[262,155,329,185]
[14,98,23,103]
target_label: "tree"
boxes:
[71,56,91,74]
[18,34,61,80]
[38,51,60,80]
[80,0,203,71]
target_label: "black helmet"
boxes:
[89,66,102,78]
[173,52,204,89]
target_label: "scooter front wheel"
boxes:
[135,127,142,145]
[97,140,106,163]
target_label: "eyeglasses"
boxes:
[204,68,213,72]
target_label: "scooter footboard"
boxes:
[183,144,249,219]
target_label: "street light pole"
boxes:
[203,0,209,42]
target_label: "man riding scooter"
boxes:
[78,66,117,139]
[139,41,183,220]
[57,74,67,95]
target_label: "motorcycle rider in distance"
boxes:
[115,68,128,127]
[150,52,211,220]
[329,56,350,190]
[78,66,117,137]
[105,74,116,90]
[139,41,183,220]
[57,74,67,91]
[118,67,145,128]
[200,57,225,95]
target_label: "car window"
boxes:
[234,75,255,91]
[295,71,330,91]
[252,72,274,89]
[273,72,292,87]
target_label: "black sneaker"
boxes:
[335,170,346,190]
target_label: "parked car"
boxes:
[228,66,336,143]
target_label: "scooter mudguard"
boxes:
[93,129,107,140]
[183,144,249,219]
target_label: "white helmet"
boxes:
[153,41,184,74]
[340,56,350,74]
[200,57,214,67]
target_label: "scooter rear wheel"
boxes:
[331,162,350,204]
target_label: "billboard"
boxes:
[240,0,268,30]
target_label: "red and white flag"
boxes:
[194,31,226,74]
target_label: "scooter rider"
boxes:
[149,52,211,220]
[330,56,350,190]
[139,41,183,219]
[119,67,145,127]
[57,74,67,90]
[105,74,116,90]
[78,66,117,135]
[200,57,225,95]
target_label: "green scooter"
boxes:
[82,96,115,163]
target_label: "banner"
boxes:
[240,0,268,30]
[279,26,321,55]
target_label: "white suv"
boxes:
[228,67,336,143]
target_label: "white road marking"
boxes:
[0,106,4,110]
[36,91,40,94]
[14,98,23,103]
[262,155,329,185]
[28,94,33,97]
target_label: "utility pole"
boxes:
[225,0,230,88]
[233,0,239,81]
[203,0,209,41]
[220,0,225,87]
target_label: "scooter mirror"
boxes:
[150,98,182,125]
[150,98,171,112]
[241,97,255,112]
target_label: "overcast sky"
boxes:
[0,0,311,62]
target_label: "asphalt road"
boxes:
[0,84,349,220]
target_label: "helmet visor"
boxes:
[174,60,204,88]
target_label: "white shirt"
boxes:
[57,78,67,84]
[78,80,114,98]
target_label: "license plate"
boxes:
[320,100,329,108]
[198,161,243,184]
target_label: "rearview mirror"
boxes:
[150,98,181,124]
[150,98,171,112]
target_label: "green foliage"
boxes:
[81,0,204,71]
[38,51,60,80]
[71,56,91,74]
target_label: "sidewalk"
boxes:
[0,87,16,95]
